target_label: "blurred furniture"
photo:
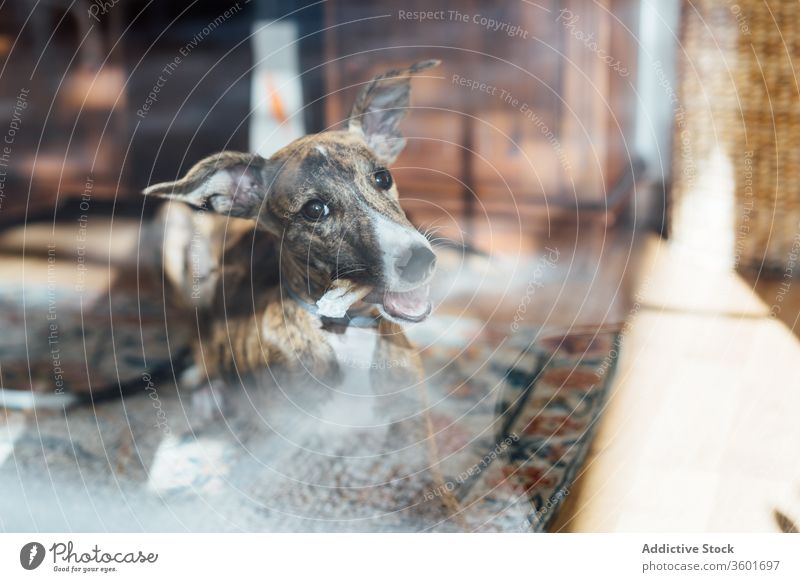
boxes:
[0,0,641,237]
[322,0,641,231]
[671,0,800,274]
[0,1,253,220]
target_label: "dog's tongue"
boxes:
[383,285,431,322]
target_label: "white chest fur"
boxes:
[317,325,380,429]
[324,325,378,379]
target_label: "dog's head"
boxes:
[144,60,439,323]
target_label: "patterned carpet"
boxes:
[0,305,619,531]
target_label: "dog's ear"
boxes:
[143,152,279,219]
[348,59,439,165]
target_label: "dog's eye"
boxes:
[373,169,393,191]
[300,199,330,221]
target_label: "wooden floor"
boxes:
[552,235,800,532]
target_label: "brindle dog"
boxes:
[145,61,460,519]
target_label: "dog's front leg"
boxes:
[370,319,425,429]
[370,319,463,526]
[178,363,230,429]
[261,297,344,388]
[178,296,344,428]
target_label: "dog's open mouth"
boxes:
[318,281,432,323]
[380,285,432,322]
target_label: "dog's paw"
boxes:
[178,367,230,430]
[189,382,227,423]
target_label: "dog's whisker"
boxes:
[417,221,439,236]
[422,225,446,240]
[334,267,369,278]
[333,263,369,271]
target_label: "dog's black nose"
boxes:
[397,245,436,283]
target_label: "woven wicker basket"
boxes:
[671,0,800,274]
